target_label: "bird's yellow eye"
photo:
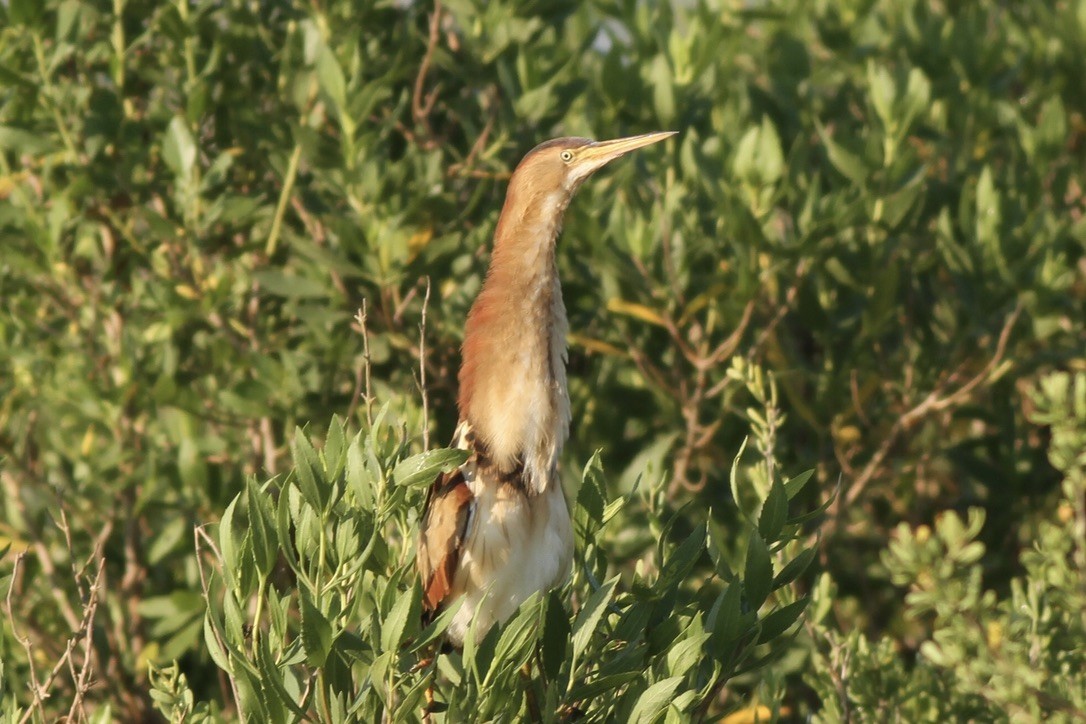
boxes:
[560,150,573,163]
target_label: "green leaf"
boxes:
[409,597,465,653]
[542,590,570,681]
[744,531,772,610]
[757,598,808,642]
[783,469,815,500]
[733,117,783,185]
[7,0,44,27]
[867,62,896,129]
[666,627,709,678]
[275,483,299,571]
[255,639,309,720]
[316,44,347,112]
[651,54,676,125]
[756,116,784,183]
[659,523,706,592]
[789,485,837,526]
[380,588,415,652]
[774,545,817,589]
[576,451,607,527]
[368,650,395,702]
[246,478,278,579]
[232,666,268,719]
[324,415,348,482]
[204,615,232,673]
[253,270,331,299]
[218,496,243,592]
[729,437,751,521]
[162,116,196,178]
[567,671,641,701]
[975,165,1008,279]
[300,593,333,667]
[571,575,618,665]
[391,448,469,488]
[758,478,788,541]
[901,68,931,128]
[708,580,743,645]
[222,591,246,646]
[0,125,54,154]
[817,124,866,185]
[292,427,327,512]
[345,432,374,507]
[630,676,685,724]
[486,594,544,685]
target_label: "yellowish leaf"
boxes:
[722,705,789,724]
[568,333,625,357]
[607,298,666,327]
[407,227,434,262]
[175,284,199,300]
[81,426,95,457]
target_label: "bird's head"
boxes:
[512,131,677,198]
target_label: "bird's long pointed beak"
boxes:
[581,131,677,166]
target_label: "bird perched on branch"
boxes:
[417,131,675,646]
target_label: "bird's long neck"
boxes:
[457,182,572,495]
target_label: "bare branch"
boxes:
[8,552,46,720]
[746,259,809,361]
[841,304,1022,510]
[350,302,375,426]
[419,277,432,450]
[411,1,443,149]
[194,524,242,715]
[447,88,499,178]
[65,549,107,723]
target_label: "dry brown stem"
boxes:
[412,1,444,150]
[838,303,1022,514]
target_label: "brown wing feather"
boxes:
[417,467,474,612]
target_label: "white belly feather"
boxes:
[446,476,573,645]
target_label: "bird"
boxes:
[416,131,676,646]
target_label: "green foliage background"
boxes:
[1,0,1084,720]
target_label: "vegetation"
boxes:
[0,0,1083,720]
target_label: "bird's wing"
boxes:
[417,464,475,612]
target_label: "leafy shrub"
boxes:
[807,372,1086,722]
[180,356,820,721]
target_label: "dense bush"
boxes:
[0,0,1083,719]
[183,361,817,721]
[807,372,1086,722]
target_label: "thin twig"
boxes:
[194,524,242,714]
[850,369,871,426]
[623,334,679,399]
[707,299,755,370]
[411,1,443,149]
[350,302,375,426]
[746,259,809,361]
[393,286,420,325]
[447,88,498,178]
[260,416,278,474]
[265,143,303,256]
[65,551,107,722]
[120,491,146,680]
[30,536,81,631]
[419,277,432,450]
[841,304,1022,510]
[8,552,45,720]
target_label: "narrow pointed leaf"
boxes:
[391,448,469,488]
[572,575,618,662]
[292,427,326,511]
[758,478,788,541]
[744,531,772,610]
[757,598,809,642]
